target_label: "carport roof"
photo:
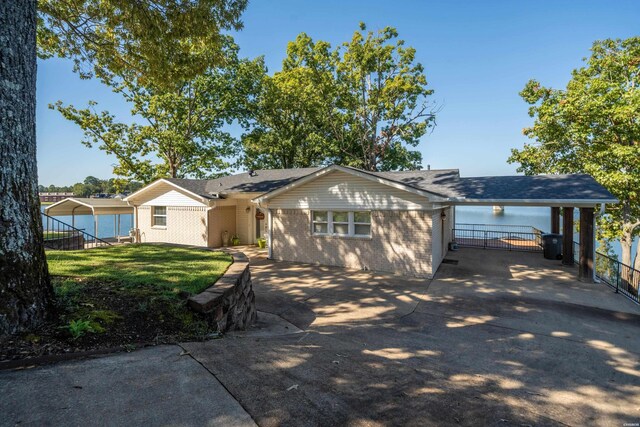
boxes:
[44,198,134,216]
[449,174,617,206]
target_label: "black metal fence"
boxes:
[570,240,639,304]
[454,223,544,252]
[43,213,111,250]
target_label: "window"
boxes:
[312,211,329,234]
[332,211,349,236]
[311,210,371,237]
[353,211,371,236]
[152,206,167,227]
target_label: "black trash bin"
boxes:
[541,233,563,260]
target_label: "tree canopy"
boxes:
[509,37,640,272]
[52,37,264,182]
[243,23,436,171]
[37,0,248,89]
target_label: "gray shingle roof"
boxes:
[454,174,616,201]
[165,168,322,198]
[366,168,462,198]
[164,167,616,203]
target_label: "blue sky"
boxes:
[36,0,640,185]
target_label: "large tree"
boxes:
[243,24,436,171]
[509,37,640,279]
[332,23,436,171]
[242,34,336,169]
[0,0,248,335]
[0,1,53,335]
[53,38,264,182]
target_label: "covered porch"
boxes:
[451,202,598,283]
[206,198,268,247]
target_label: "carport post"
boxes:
[578,207,595,282]
[550,207,560,234]
[562,207,574,266]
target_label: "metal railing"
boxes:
[43,213,111,250]
[572,240,640,304]
[454,223,544,252]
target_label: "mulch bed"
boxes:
[0,280,216,365]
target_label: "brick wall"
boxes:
[271,209,434,277]
[208,206,237,247]
[138,206,207,246]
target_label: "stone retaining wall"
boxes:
[187,251,257,332]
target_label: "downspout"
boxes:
[267,207,273,259]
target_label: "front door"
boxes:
[255,208,265,240]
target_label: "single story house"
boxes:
[123,165,616,279]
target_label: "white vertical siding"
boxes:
[268,170,433,210]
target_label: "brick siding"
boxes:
[271,209,434,277]
[138,205,208,246]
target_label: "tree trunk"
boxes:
[0,0,53,335]
[632,239,640,296]
[620,226,636,295]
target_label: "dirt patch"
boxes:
[0,279,216,363]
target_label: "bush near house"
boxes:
[0,244,232,362]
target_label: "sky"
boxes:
[36,0,640,186]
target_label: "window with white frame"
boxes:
[312,211,329,234]
[353,211,371,236]
[311,210,371,237]
[152,206,167,227]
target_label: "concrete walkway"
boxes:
[0,345,256,427]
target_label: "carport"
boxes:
[44,197,134,241]
[447,174,618,282]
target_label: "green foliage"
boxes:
[243,35,336,169]
[243,23,436,171]
[67,319,96,339]
[51,38,264,182]
[37,0,248,90]
[41,176,142,196]
[509,37,640,267]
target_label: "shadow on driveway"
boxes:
[182,248,640,426]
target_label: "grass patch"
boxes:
[1,244,233,361]
[47,244,232,295]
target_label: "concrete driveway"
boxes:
[183,248,640,426]
[2,248,639,426]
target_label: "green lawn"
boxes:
[47,244,232,295]
[0,245,234,359]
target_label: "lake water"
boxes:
[41,206,133,239]
[455,206,551,232]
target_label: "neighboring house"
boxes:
[39,192,74,203]
[124,165,616,278]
